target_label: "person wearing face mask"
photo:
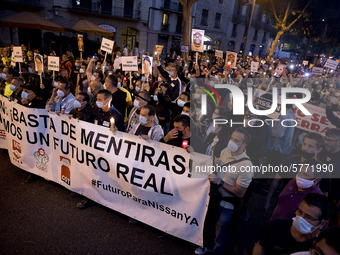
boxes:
[8,77,24,102]
[195,128,253,255]
[253,193,330,255]
[152,86,171,133]
[19,83,46,108]
[1,67,16,97]
[129,105,164,141]
[92,89,124,131]
[45,78,76,114]
[126,91,150,132]
[270,163,324,221]
[69,92,93,123]
[170,92,190,129]
[74,62,88,93]
[88,80,102,109]
[264,132,325,214]
[103,75,127,116]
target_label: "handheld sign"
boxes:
[226,51,237,69]
[121,56,138,72]
[324,59,338,70]
[48,56,60,72]
[77,34,84,52]
[181,45,189,53]
[251,61,259,73]
[34,54,44,75]
[191,29,204,52]
[13,47,23,63]
[302,60,308,66]
[215,50,223,59]
[153,45,163,58]
[312,67,324,76]
[100,38,114,54]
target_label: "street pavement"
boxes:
[0,149,273,255]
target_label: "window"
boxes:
[214,13,221,28]
[121,27,138,51]
[201,9,209,26]
[253,29,258,41]
[162,13,169,25]
[231,24,237,37]
[176,15,183,33]
[262,32,267,43]
[228,41,235,51]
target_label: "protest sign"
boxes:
[121,56,138,72]
[215,50,223,59]
[34,54,44,75]
[324,59,338,70]
[153,45,163,58]
[0,95,210,246]
[142,55,153,77]
[48,56,60,72]
[191,29,204,52]
[302,60,308,66]
[226,51,237,69]
[251,62,259,73]
[13,47,23,63]
[181,45,189,53]
[312,67,324,76]
[77,34,84,52]
[100,38,114,54]
[274,64,286,77]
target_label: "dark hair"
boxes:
[302,193,330,221]
[303,132,325,149]
[315,226,340,254]
[106,75,118,87]
[137,91,151,102]
[181,91,190,101]
[325,128,340,140]
[142,105,156,116]
[183,102,190,108]
[174,114,190,128]
[60,77,71,90]
[234,127,252,145]
[143,57,151,65]
[79,92,90,105]
[97,89,112,101]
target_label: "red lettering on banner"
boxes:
[300,120,310,129]
[311,113,319,122]
[320,116,329,125]
[310,123,320,132]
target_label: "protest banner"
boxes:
[181,45,189,53]
[191,29,204,52]
[13,47,23,63]
[226,51,237,69]
[121,56,138,72]
[250,62,259,73]
[100,38,114,54]
[324,59,338,70]
[48,56,60,72]
[312,67,324,76]
[0,95,210,246]
[215,50,223,59]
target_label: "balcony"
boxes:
[161,0,183,12]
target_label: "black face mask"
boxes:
[300,149,315,160]
[177,130,183,138]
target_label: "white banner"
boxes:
[0,95,210,246]
[226,51,237,69]
[251,62,259,73]
[101,38,114,53]
[215,50,223,59]
[48,56,60,71]
[191,29,204,52]
[312,67,324,76]
[121,56,138,71]
[13,46,23,63]
[324,59,338,70]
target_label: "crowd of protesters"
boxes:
[0,44,340,255]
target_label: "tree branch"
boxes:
[286,0,312,30]
[283,0,292,23]
[271,0,281,23]
[179,0,186,6]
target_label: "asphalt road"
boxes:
[0,149,273,255]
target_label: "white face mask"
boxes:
[96,101,104,109]
[133,99,140,109]
[158,77,163,82]
[181,112,189,116]
[57,90,65,98]
[79,68,85,74]
[168,71,175,77]
[135,86,141,92]
[10,84,16,91]
[141,76,146,82]
[153,95,158,102]
[21,91,29,99]
[139,115,148,125]
[227,140,238,152]
[0,73,6,79]
[74,100,82,109]
[28,67,33,73]
[296,176,315,189]
[292,216,318,234]
[117,82,121,88]
[53,81,59,87]
[177,99,185,107]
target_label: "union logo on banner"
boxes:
[12,139,22,164]
[60,156,71,186]
[0,130,6,140]
[33,148,49,172]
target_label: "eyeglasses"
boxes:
[295,208,320,222]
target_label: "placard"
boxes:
[77,34,84,52]
[34,54,44,75]
[100,38,114,53]
[302,60,308,66]
[215,50,223,59]
[324,59,338,70]
[225,51,237,69]
[13,47,23,63]
[48,56,60,72]
[312,67,324,76]
[153,45,164,58]
[142,55,153,77]
[121,56,138,71]
[181,45,189,53]
[250,61,259,73]
[191,29,204,52]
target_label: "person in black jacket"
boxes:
[69,92,94,123]
[103,74,127,117]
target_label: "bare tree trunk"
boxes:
[181,5,191,61]
[302,36,311,60]
[268,30,284,60]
